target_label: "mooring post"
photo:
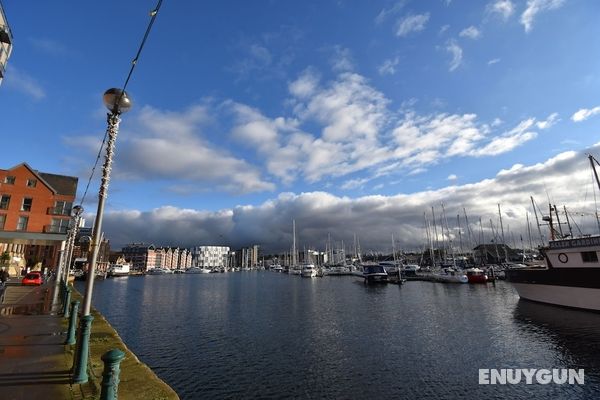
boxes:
[62,287,72,317]
[100,349,126,400]
[65,300,80,345]
[72,314,94,383]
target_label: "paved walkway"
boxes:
[0,279,94,400]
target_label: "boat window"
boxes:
[581,251,599,263]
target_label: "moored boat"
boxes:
[301,263,317,278]
[465,267,488,284]
[362,263,389,283]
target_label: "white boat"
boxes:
[185,267,211,274]
[107,262,130,277]
[288,266,302,275]
[270,264,284,272]
[301,263,317,278]
[148,267,172,275]
[431,268,468,283]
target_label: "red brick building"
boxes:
[0,163,78,274]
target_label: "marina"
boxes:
[79,272,600,400]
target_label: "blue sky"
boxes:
[3,0,600,252]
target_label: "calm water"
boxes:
[77,273,600,399]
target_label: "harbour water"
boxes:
[77,273,600,399]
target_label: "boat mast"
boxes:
[292,219,297,267]
[531,196,544,246]
[563,206,573,237]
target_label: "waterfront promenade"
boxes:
[0,278,178,400]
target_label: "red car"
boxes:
[22,271,43,286]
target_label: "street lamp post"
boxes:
[53,205,83,309]
[73,88,131,384]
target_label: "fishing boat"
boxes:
[506,156,600,311]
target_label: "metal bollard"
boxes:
[65,300,80,345]
[62,287,72,317]
[100,349,126,400]
[72,314,94,383]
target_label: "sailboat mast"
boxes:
[498,204,506,245]
[292,219,297,267]
[531,197,544,246]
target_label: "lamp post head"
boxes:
[103,88,132,114]
[72,205,84,216]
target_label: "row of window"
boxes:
[3,175,37,187]
[0,195,72,214]
[0,214,70,232]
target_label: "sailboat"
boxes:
[288,219,302,275]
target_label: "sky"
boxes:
[2,0,600,254]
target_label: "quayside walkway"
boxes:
[0,278,178,400]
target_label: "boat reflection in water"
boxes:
[513,299,600,388]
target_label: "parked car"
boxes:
[22,271,43,286]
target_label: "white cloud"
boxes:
[445,40,463,71]
[471,118,537,156]
[375,1,406,25]
[4,66,46,100]
[535,112,559,129]
[396,13,430,37]
[288,68,320,98]
[447,174,458,181]
[330,46,354,72]
[571,106,600,122]
[439,24,450,35]
[378,57,400,76]
[111,105,275,193]
[459,26,481,39]
[487,0,515,20]
[101,145,600,253]
[521,0,565,33]
[488,58,501,65]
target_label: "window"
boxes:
[49,218,70,234]
[581,251,598,263]
[16,216,28,231]
[52,201,73,216]
[4,176,15,184]
[21,198,33,212]
[0,214,5,230]
[0,195,10,210]
[27,179,37,188]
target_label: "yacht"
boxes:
[431,267,468,284]
[362,263,389,283]
[301,263,317,278]
[270,264,284,272]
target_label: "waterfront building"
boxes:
[122,243,156,271]
[0,1,13,86]
[0,163,78,275]
[192,245,230,269]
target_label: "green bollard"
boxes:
[63,287,72,317]
[65,300,80,345]
[72,315,94,383]
[100,349,126,400]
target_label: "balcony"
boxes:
[47,207,72,216]
[44,225,68,234]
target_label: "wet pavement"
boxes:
[0,279,93,399]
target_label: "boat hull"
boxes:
[511,282,600,311]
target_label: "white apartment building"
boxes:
[192,246,230,269]
[0,1,13,86]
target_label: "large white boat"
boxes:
[107,262,130,277]
[301,263,317,278]
[270,264,284,272]
[506,155,600,312]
